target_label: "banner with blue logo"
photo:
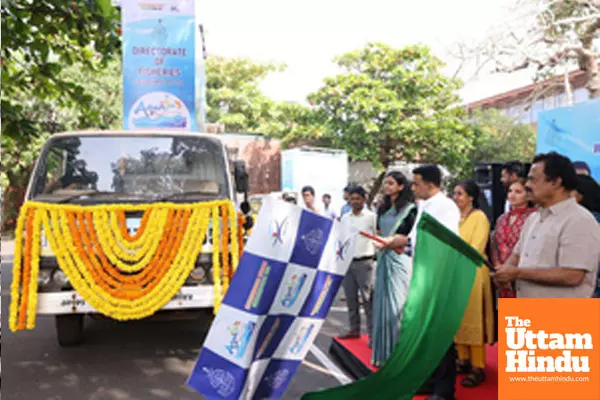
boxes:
[188,197,357,399]
[122,0,197,130]
[537,98,600,180]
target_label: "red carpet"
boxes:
[332,335,498,400]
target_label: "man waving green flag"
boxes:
[302,212,485,400]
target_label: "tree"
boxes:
[259,102,328,146]
[1,0,120,140]
[205,56,327,147]
[454,0,600,99]
[206,56,285,132]
[461,109,537,179]
[308,43,475,200]
[1,60,122,232]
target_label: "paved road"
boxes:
[1,256,359,400]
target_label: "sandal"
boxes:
[461,368,486,388]
[456,360,472,374]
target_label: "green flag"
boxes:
[302,212,485,400]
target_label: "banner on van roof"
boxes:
[121,0,202,131]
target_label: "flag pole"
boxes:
[359,231,496,272]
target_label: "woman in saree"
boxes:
[370,171,417,367]
[452,180,494,388]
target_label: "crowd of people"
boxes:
[283,152,600,400]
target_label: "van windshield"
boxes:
[30,135,229,202]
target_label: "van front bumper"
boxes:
[36,286,215,315]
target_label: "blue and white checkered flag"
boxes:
[188,197,357,399]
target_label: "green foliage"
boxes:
[205,56,326,145]
[65,59,123,130]
[308,43,475,178]
[206,56,283,132]
[464,109,537,177]
[259,102,327,146]
[1,59,123,232]
[1,133,51,231]
[1,0,121,139]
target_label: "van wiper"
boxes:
[55,191,120,204]
[158,191,224,202]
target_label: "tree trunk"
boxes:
[367,171,386,205]
[368,137,393,205]
[585,56,600,99]
[1,185,26,233]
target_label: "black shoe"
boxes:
[461,368,486,388]
[457,359,472,374]
[338,331,360,339]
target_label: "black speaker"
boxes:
[474,162,532,230]
[474,163,506,230]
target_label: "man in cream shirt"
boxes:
[339,186,377,346]
[494,152,600,298]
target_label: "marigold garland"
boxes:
[10,200,241,331]
[211,205,222,313]
[117,209,151,242]
[221,204,230,297]
[237,213,246,272]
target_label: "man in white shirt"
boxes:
[375,164,460,400]
[411,165,460,400]
[339,186,377,345]
[301,186,322,215]
[322,193,338,219]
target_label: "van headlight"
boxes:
[190,267,206,282]
[53,270,70,288]
[37,269,52,287]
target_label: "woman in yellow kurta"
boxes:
[452,180,494,388]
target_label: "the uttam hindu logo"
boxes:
[505,316,592,373]
[499,299,600,400]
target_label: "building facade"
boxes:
[465,70,590,126]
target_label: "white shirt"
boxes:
[323,205,338,220]
[409,191,460,247]
[303,203,323,215]
[341,208,377,258]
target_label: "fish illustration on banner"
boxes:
[188,197,357,399]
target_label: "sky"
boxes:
[196,0,535,105]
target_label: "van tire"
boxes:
[55,315,84,346]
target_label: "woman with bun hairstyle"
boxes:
[452,180,494,388]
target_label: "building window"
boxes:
[544,95,554,110]
[520,105,532,124]
[532,99,543,122]
[574,88,589,103]
[556,92,567,107]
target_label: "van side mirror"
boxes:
[243,215,254,230]
[240,201,251,214]
[233,160,249,193]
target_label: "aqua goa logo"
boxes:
[269,218,288,246]
[504,316,593,373]
[225,321,256,359]
[336,238,350,261]
[129,91,191,129]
